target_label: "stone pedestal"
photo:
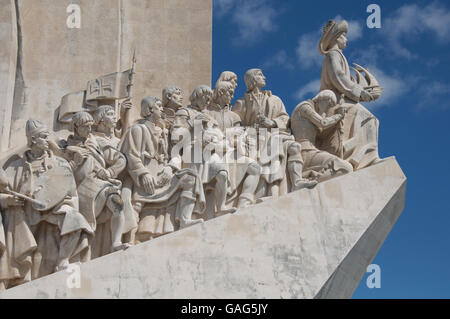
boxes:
[0,157,406,299]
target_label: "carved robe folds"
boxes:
[120,120,205,241]
[234,91,294,196]
[320,49,380,169]
[0,151,92,286]
[67,134,123,259]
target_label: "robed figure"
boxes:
[318,19,382,170]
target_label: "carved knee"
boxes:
[287,142,302,156]
[246,162,261,176]
[107,192,124,215]
[180,174,196,190]
[216,170,228,182]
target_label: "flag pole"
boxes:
[128,48,137,98]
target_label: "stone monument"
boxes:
[0,1,405,299]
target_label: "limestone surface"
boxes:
[0,157,406,299]
[0,0,212,153]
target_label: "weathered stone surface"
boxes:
[0,157,406,299]
[0,0,212,153]
[0,0,17,152]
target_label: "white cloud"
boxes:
[231,0,279,45]
[296,16,362,70]
[333,15,363,41]
[263,50,295,70]
[213,0,279,45]
[417,81,450,110]
[296,30,322,69]
[360,65,409,108]
[295,79,321,100]
[383,2,450,59]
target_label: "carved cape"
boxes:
[120,119,205,214]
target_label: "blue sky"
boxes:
[211,0,450,298]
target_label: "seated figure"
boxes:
[291,90,354,182]
[65,112,130,259]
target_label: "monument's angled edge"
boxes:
[0,0,405,299]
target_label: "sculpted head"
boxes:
[215,71,238,90]
[213,81,235,107]
[94,105,117,129]
[319,20,349,54]
[312,90,337,114]
[335,33,348,50]
[162,86,183,109]
[244,69,266,92]
[72,111,94,139]
[26,119,50,150]
[190,85,213,110]
[141,96,163,120]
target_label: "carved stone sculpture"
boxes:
[120,96,205,243]
[291,90,354,182]
[92,105,137,245]
[0,120,93,290]
[215,71,238,90]
[162,86,184,130]
[208,81,261,209]
[172,85,236,217]
[65,112,130,259]
[319,20,381,170]
[233,69,316,197]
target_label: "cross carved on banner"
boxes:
[89,78,113,98]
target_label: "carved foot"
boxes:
[55,260,71,272]
[293,179,318,191]
[217,207,237,216]
[112,243,132,252]
[181,218,204,229]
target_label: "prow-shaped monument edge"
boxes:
[0,157,406,299]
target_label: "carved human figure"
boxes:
[120,96,205,242]
[215,71,238,90]
[0,120,93,288]
[208,81,261,208]
[319,19,381,169]
[92,105,137,245]
[65,112,130,259]
[172,85,236,216]
[162,86,184,129]
[233,69,316,197]
[291,90,354,182]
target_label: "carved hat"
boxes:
[26,119,49,139]
[26,119,49,146]
[318,20,348,55]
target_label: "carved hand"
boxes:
[97,168,112,181]
[158,167,173,187]
[73,149,89,166]
[258,115,276,128]
[120,97,133,113]
[3,195,25,208]
[141,174,155,195]
[360,90,374,102]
